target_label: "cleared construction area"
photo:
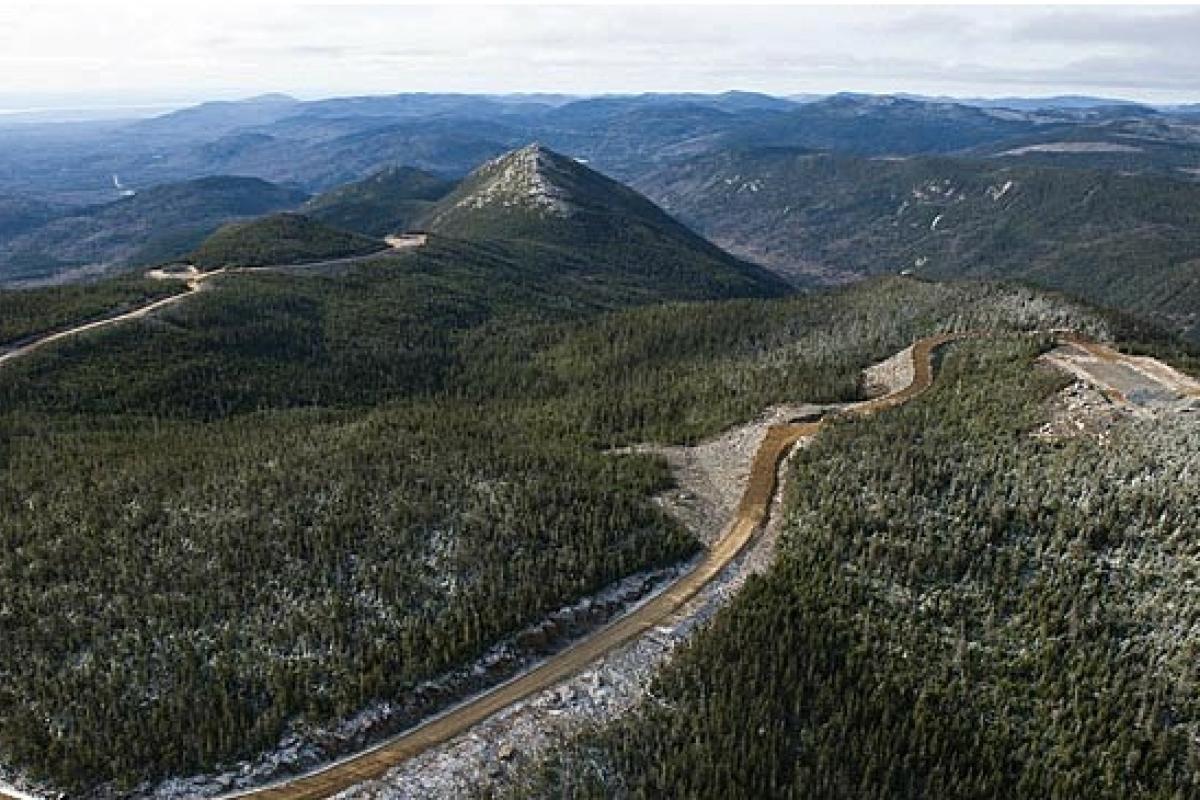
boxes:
[1043,337,1200,411]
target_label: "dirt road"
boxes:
[0,332,966,800]
[197,334,962,800]
[5,327,1171,800]
[0,239,421,371]
[0,283,204,368]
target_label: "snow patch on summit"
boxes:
[986,180,1015,201]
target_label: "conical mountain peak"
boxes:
[415,143,790,301]
[445,143,581,218]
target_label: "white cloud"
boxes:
[0,3,1195,105]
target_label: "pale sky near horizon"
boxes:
[1,3,1198,109]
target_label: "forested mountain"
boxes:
[636,147,1200,340]
[190,213,387,268]
[719,93,1043,155]
[963,115,1200,180]
[513,338,1200,800]
[0,195,65,240]
[0,176,308,283]
[419,144,791,301]
[0,254,1131,796]
[303,165,456,237]
[124,93,303,144]
[3,87,1200,800]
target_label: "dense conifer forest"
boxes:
[189,212,388,268]
[510,340,1200,799]
[0,241,1136,794]
[0,278,183,345]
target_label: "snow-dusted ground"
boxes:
[131,565,685,800]
[453,144,573,217]
[861,344,915,398]
[1,351,895,800]
[986,180,1015,201]
[0,759,64,800]
[999,142,1143,156]
[333,415,817,800]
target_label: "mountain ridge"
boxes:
[418,143,791,301]
[635,146,1200,338]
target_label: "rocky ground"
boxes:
[1033,344,1200,443]
[861,343,914,398]
[619,401,833,546]
[1030,378,1131,444]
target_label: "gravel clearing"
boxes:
[619,402,834,546]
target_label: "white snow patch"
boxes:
[986,180,1015,201]
[0,778,55,800]
[999,142,1143,156]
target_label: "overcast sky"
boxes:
[1,3,1198,110]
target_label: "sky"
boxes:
[0,2,1198,113]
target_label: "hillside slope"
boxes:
[0,176,308,282]
[303,166,456,237]
[190,213,387,267]
[515,338,1200,800]
[0,264,1133,798]
[420,143,790,302]
[637,148,1200,338]
[722,93,1044,155]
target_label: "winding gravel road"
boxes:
[0,235,425,371]
[201,333,965,800]
[2,319,1187,800]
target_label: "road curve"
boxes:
[0,238,424,371]
[0,332,960,800]
[194,333,965,800]
[12,329,1153,800]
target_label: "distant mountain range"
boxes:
[635,146,1200,339]
[2,89,1199,338]
[3,90,1196,210]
